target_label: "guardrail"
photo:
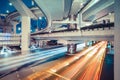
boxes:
[0,33,21,46]
[80,22,114,31]
[30,23,114,41]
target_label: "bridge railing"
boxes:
[80,22,114,31]
[31,22,114,36]
[0,33,21,46]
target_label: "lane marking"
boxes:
[47,70,70,80]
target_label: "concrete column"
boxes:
[36,40,39,47]
[84,41,88,47]
[13,23,17,34]
[68,15,77,29]
[79,13,82,28]
[11,21,18,34]
[39,40,42,48]
[39,40,46,48]
[114,0,120,80]
[67,44,77,55]
[69,15,74,21]
[21,16,30,52]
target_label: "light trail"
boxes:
[25,42,102,80]
[0,47,67,63]
[0,47,66,67]
[53,42,104,80]
[76,41,107,80]
[0,47,67,72]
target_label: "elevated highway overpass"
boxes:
[31,28,114,41]
[0,28,113,47]
[0,22,114,47]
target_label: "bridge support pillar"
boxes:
[79,13,82,28]
[39,40,47,48]
[67,44,77,55]
[84,41,88,47]
[11,21,18,34]
[68,15,77,29]
[13,24,17,34]
[39,41,43,48]
[21,16,30,53]
[114,0,120,80]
